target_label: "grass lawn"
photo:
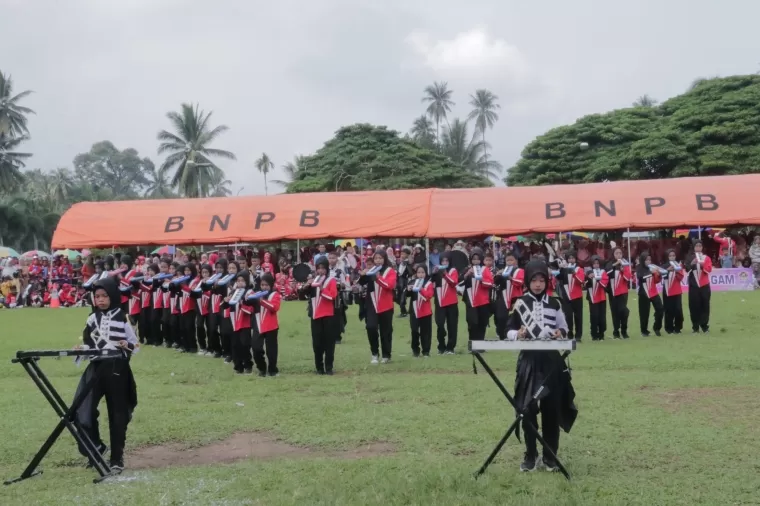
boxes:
[1,291,759,505]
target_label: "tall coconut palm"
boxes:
[441,118,502,181]
[632,94,658,107]
[271,155,303,191]
[254,153,274,196]
[209,178,232,197]
[157,103,236,198]
[0,71,35,136]
[409,115,436,149]
[49,167,75,203]
[144,163,174,199]
[467,89,500,163]
[422,81,454,146]
[0,133,30,193]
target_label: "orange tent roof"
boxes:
[51,174,760,248]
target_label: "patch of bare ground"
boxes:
[647,386,760,426]
[128,433,395,470]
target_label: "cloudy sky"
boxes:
[2,0,758,195]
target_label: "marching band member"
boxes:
[585,256,609,341]
[558,251,585,342]
[261,251,274,274]
[118,255,142,326]
[208,258,228,359]
[327,250,349,343]
[306,257,339,374]
[407,264,434,357]
[160,260,174,347]
[220,261,241,364]
[178,264,199,353]
[606,248,632,339]
[224,273,253,374]
[505,260,576,473]
[192,265,212,355]
[686,240,712,333]
[463,248,493,341]
[358,249,397,364]
[433,251,459,355]
[250,273,281,377]
[395,246,412,318]
[138,266,154,345]
[636,253,664,336]
[168,262,183,349]
[493,251,524,340]
[662,249,685,334]
[150,262,166,346]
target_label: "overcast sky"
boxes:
[2,0,758,195]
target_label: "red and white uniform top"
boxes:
[663,263,685,297]
[564,266,585,301]
[311,276,338,319]
[410,279,434,318]
[466,266,493,308]
[121,269,142,315]
[587,268,608,304]
[139,281,152,309]
[153,279,164,310]
[253,291,281,333]
[231,297,252,332]
[436,267,459,308]
[501,267,524,310]
[180,278,199,313]
[370,267,397,314]
[642,270,662,299]
[197,278,210,316]
[691,254,712,288]
[609,262,632,297]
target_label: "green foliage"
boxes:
[73,141,153,198]
[0,132,31,192]
[254,152,274,196]
[507,75,760,186]
[0,70,34,137]
[441,118,502,180]
[287,124,492,193]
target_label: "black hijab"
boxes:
[524,260,549,298]
[92,277,121,312]
[636,252,651,278]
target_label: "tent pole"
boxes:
[297,240,301,264]
[111,246,114,254]
[626,228,632,265]
[697,225,702,239]
[425,237,430,272]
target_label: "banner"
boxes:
[657,268,755,293]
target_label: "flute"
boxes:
[146,272,173,285]
[246,290,270,301]
[83,273,100,289]
[649,265,668,275]
[669,260,682,271]
[202,273,222,287]
[171,275,191,285]
[473,265,483,280]
[502,266,514,278]
[311,275,325,287]
[227,288,246,306]
[216,273,236,286]
[366,265,382,276]
[411,278,424,292]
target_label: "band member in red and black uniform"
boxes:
[395,246,412,318]
[192,264,212,354]
[168,262,183,349]
[686,240,712,333]
[493,251,524,340]
[224,273,253,374]
[585,256,609,341]
[558,251,585,342]
[433,251,459,354]
[178,264,199,353]
[305,257,339,374]
[662,249,685,334]
[463,247,494,341]
[220,261,241,364]
[159,260,175,347]
[327,251,349,344]
[636,252,664,336]
[207,258,227,359]
[250,273,281,377]
[149,262,165,345]
[358,249,397,364]
[606,248,632,339]
[407,264,434,357]
[118,255,141,326]
[138,266,155,345]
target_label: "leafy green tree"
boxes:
[72,141,152,198]
[287,124,492,193]
[157,103,236,198]
[144,163,174,199]
[507,75,760,186]
[254,152,274,196]
[0,71,34,136]
[441,118,502,180]
[271,156,303,191]
[422,81,454,146]
[0,133,30,193]
[467,89,500,163]
[409,115,436,150]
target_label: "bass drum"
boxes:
[292,263,312,283]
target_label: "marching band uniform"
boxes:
[328,262,349,343]
[118,255,141,326]
[251,273,281,377]
[306,261,339,374]
[636,254,664,336]
[493,264,524,340]
[224,279,253,374]
[169,265,182,348]
[190,272,210,353]
[407,268,434,357]
[178,265,199,353]
[606,257,632,339]
[395,247,412,318]
[505,260,577,472]
[160,273,173,347]
[149,267,164,346]
[558,255,585,342]
[686,243,712,333]
[662,254,685,334]
[209,259,228,359]
[585,258,609,341]
[220,262,241,364]
[433,252,459,354]
[359,249,397,363]
[463,248,494,342]
[138,276,153,345]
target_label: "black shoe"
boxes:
[622,332,629,339]
[437,350,445,356]
[674,330,681,335]
[613,331,620,339]
[85,443,109,468]
[109,460,124,474]
[213,353,223,359]
[542,456,559,472]
[315,370,325,375]
[164,342,173,348]
[325,370,334,376]
[139,338,145,344]
[520,453,538,472]
[642,331,650,337]
[599,336,605,341]
[422,353,430,358]
[413,352,420,358]
[224,356,233,364]
[654,330,661,337]
[256,370,265,377]
[397,313,408,318]
[234,369,244,375]
[692,328,700,334]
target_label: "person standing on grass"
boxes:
[305,257,339,375]
[358,249,397,364]
[463,248,493,342]
[74,277,138,474]
[686,240,713,333]
[407,264,434,358]
[585,256,609,341]
[327,250,349,344]
[558,252,585,342]
[178,264,199,354]
[636,253,664,337]
[225,272,253,374]
[606,248,632,339]
[493,251,524,341]
[250,273,281,377]
[662,249,685,334]
[506,260,577,473]
[433,251,459,354]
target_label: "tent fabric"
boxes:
[51,174,760,248]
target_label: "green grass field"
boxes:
[1,291,759,506]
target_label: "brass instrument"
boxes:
[228,288,246,306]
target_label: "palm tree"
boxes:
[441,118,502,180]
[409,115,436,149]
[49,167,75,203]
[254,153,274,196]
[422,81,455,146]
[0,71,35,137]
[209,178,232,197]
[271,155,303,191]
[144,163,174,199]
[157,103,236,198]
[467,89,500,163]
[0,133,30,193]
[632,95,658,107]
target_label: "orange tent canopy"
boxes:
[51,175,760,248]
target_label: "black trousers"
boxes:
[137,307,150,344]
[207,312,222,354]
[366,310,394,359]
[396,285,408,315]
[231,328,252,372]
[311,316,338,372]
[253,329,279,375]
[588,300,607,340]
[562,298,584,340]
[77,359,132,463]
[410,313,432,355]
[195,312,208,350]
[467,304,490,341]
[688,285,711,332]
[220,317,233,357]
[609,293,630,335]
[161,308,171,344]
[638,294,664,334]
[663,294,684,333]
[435,302,459,352]
[523,391,561,461]
[181,312,198,351]
[151,306,163,345]
[168,313,180,346]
